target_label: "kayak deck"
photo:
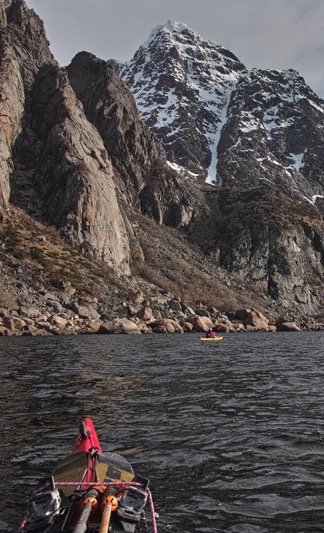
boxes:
[19,418,157,532]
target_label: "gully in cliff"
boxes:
[19,417,158,532]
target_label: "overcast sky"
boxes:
[27,0,324,98]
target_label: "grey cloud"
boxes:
[27,0,324,97]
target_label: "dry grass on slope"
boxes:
[0,207,265,318]
[0,208,124,303]
[130,213,258,313]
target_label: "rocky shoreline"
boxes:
[1,0,324,342]
[0,289,323,336]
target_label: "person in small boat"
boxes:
[206,327,216,338]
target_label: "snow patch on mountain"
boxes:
[288,152,305,170]
[119,20,247,180]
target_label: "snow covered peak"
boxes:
[120,21,247,181]
[148,20,191,39]
[117,21,324,204]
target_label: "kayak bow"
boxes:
[19,418,157,532]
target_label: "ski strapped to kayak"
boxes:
[19,417,158,532]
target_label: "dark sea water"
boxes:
[1,332,324,532]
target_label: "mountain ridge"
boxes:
[0,2,324,334]
[117,20,324,208]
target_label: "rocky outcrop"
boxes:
[0,0,131,273]
[211,186,324,315]
[66,52,201,228]
[0,0,54,209]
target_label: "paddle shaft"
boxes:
[99,503,112,533]
[72,502,92,533]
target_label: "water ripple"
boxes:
[1,332,324,531]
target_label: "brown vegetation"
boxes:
[130,212,258,313]
[0,208,130,306]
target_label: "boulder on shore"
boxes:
[98,318,141,334]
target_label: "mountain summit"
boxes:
[118,20,247,182]
[118,21,324,208]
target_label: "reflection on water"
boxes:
[1,332,324,532]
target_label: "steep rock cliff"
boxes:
[187,186,324,315]
[66,51,202,228]
[0,0,53,208]
[15,64,131,271]
[2,0,131,273]
[66,52,163,204]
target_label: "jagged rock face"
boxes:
[66,51,202,227]
[0,0,53,208]
[118,20,247,180]
[218,68,324,207]
[66,52,164,206]
[11,63,131,273]
[0,39,24,207]
[137,162,201,226]
[4,0,53,85]
[214,187,324,314]
[0,0,130,273]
